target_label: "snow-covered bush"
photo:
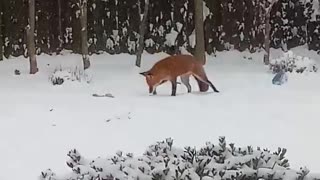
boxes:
[49,66,93,85]
[39,137,320,180]
[269,51,318,73]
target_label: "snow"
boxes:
[1,47,320,180]
[308,0,320,21]
[189,30,196,48]
[165,28,178,46]
[203,1,210,20]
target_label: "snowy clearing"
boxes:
[0,47,320,180]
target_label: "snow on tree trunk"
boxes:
[0,8,3,61]
[309,0,320,21]
[135,0,149,67]
[194,0,206,65]
[263,0,278,65]
[26,0,38,74]
[80,0,90,70]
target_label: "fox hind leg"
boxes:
[196,75,219,93]
[193,76,209,92]
[204,79,219,93]
[192,67,219,93]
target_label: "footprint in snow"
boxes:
[105,112,132,123]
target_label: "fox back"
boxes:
[148,54,200,77]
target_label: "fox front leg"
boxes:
[153,80,168,95]
[170,78,177,96]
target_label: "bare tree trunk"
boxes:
[0,8,3,61]
[135,0,149,67]
[26,0,38,74]
[194,0,209,91]
[80,0,90,70]
[57,0,63,51]
[194,0,206,65]
[263,0,277,65]
[263,13,271,65]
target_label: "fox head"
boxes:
[139,71,159,94]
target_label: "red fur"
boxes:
[140,54,219,96]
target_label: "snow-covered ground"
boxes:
[0,47,320,180]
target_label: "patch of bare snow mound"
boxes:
[269,50,318,73]
[49,66,93,85]
[39,137,320,180]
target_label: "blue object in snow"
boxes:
[272,71,288,85]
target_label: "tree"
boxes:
[135,0,149,67]
[193,0,210,92]
[263,0,278,65]
[194,0,206,65]
[26,0,38,74]
[57,0,63,52]
[79,0,90,70]
[0,3,3,61]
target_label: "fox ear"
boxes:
[139,71,152,77]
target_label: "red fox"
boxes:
[139,54,219,96]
